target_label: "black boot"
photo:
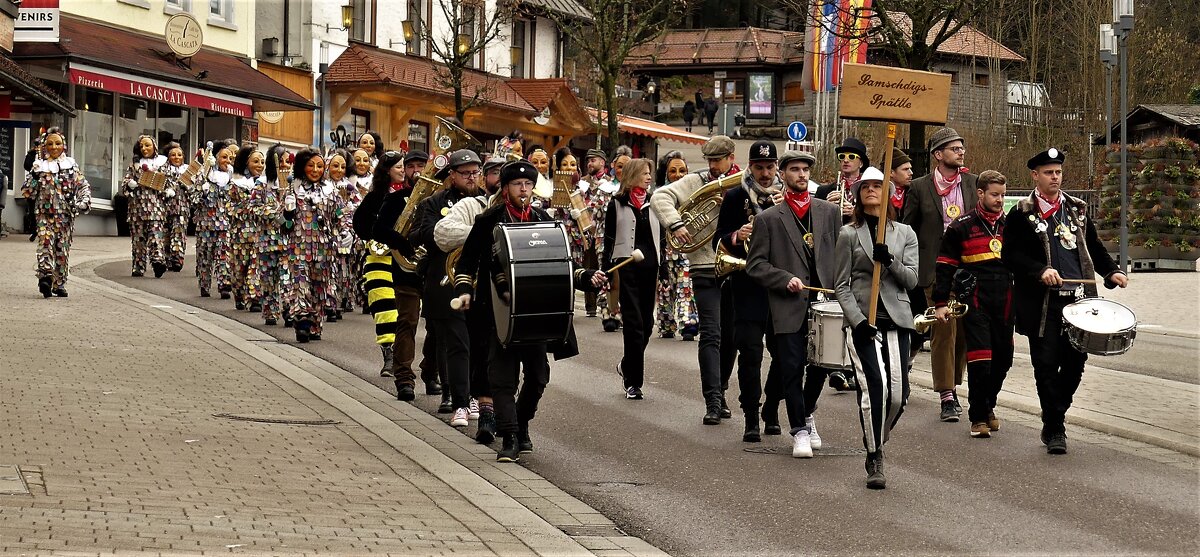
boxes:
[742,414,761,443]
[761,403,782,436]
[52,287,68,298]
[379,344,395,377]
[602,318,619,332]
[866,451,886,489]
[249,302,262,313]
[219,289,231,300]
[295,320,311,343]
[153,262,167,278]
[720,395,732,419]
[38,276,52,298]
[475,411,497,445]
[517,422,533,453]
[703,403,722,425]
[395,381,415,402]
[496,434,520,462]
[437,393,453,414]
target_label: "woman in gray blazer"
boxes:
[833,167,919,490]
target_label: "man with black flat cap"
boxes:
[452,161,606,463]
[901,127,978,422]
[714,140,784,441]
[1002,147,1127,455]
[403,150,429,189]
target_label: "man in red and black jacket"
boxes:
[932,170,1014,440]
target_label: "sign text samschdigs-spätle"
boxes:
[838,63,952,125]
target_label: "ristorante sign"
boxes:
[69,65,252,118]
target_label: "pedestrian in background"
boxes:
[682,101,696,133]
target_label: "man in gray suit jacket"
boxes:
[900,127,978,422]
[746,151,840,457]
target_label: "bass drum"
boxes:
[1062,297,1137,356]
[490,221,575,346]
[808,301,851,370]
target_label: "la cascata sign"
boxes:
[838,63,951,125]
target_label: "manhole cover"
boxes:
[592,481,641,488]
[744,446,866,456]
[213,413,339,425]
[560,525,626,537]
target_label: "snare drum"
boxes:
[808,301,851,370]
[1062,298,1137,356]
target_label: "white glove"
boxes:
[598,179,618,194]
[577,182,591,193]
[75,199,89,211]
[570,208,582,219]
[165,188,176,198]
[284,195,297,211]
[546,208,558,218]
[201,183,210,192]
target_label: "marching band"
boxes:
[32,123,1135,490]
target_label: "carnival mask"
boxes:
[305,156,326,183]
[329,154,347,181]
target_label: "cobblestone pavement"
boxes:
[0,237,663,556]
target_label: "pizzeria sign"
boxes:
[69,64,252,118]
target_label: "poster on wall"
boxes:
[748,73,775,119]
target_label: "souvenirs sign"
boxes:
[838,63,952,125]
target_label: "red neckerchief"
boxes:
[723,164,741,177]
[891,184,907,210]
[933,167,964,197]
[629,187,647,210]
[389,182,408,193]
[1035,191,1061,219]
[784,189,811,220]
[977,202,1002,225]
[841,172,860,193]
[505,199,532,222]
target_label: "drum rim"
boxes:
[1063,296,1137,333]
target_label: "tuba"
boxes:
[392,116,479,273]
[667,170,745,253]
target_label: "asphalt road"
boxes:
[99,258,1200,556]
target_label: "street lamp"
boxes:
[1113,0,1134,270]
[457,33,472,55]
[402,20,415,42]
[646,79,657,95]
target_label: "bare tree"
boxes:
[419,0,515,122]
[785,1,990,165]
[547,0,690,152]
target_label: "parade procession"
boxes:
[1,1,1197,555]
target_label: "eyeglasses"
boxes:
[454,169,482,178]
[942,146,966,153]
[837,152,861,162]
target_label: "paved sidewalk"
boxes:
[0,237,663,556]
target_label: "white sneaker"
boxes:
[806,416,822,450]
[468,398,480,420]
[792,430,813,458]
[450,407,469,427]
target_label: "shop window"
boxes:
[200,111,238,147]
[350,109,371,142]
[157,103,191,152]
[73,89,115,202]
[209,0,235,28]
[408,122,429,154]
[118,98,155,180]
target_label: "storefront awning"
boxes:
[12,16,315,113]
[586,108,710,145]
[0,53,73,116]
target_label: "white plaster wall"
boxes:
[531,15,559,79]
[62,0,254,57]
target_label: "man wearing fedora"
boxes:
[815,136,870,392]
[901,127,978,422]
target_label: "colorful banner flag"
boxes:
[810,0,874,92]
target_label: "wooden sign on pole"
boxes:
[837,63,953,326]
[839,63,952,125]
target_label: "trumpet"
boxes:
[914,300,968,334]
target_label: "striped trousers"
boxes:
[363,252,397,346]
[848,328,911,454]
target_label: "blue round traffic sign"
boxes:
[787,122,808,142]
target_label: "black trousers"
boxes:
[964,280,1015,423]
[430,314,471,408]
[466,305,492,398]
[583,246,599,314]
[618,264,657,389]
[693,274,724,408]
[1027,296,1088,433]
[420,319,440,385]
[719,279,735,390]
[733,318,778,414]
[774,330,829,434]
[849,327,911,454]
[488,341,550,435]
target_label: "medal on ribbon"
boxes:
[946,204,961,219]
[989,238,1002,254]
[803,232,814,248]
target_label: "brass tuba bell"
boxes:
[667,170,745,253]
[914,300,969,334]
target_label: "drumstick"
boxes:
[1061,279,1097,284]
[605,249,644,275]
[803,285,835,294]
[450,297,464,310]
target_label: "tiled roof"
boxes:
[11,16,315,111]
[520,0,592,21]
[883,13,1025,62]
[628,27,805,67]
[1141,104,1200,127]
[586,108,710,145]
[0,53,73,115]
[506,78,571,111]
[325,43,535,114]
